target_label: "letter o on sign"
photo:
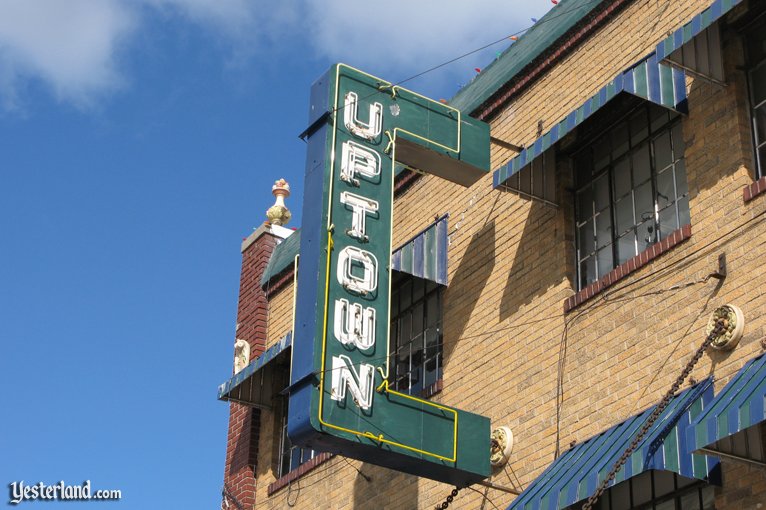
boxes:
[337,246,378,295]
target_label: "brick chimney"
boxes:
[222,180,291,509]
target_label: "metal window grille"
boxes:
[573,103,690,290]
[389,273,443,395]
[277,398,315,478]
[564,471,714,510]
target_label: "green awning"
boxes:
[494,52,687,190]
[261,218,450,288]
[507,378,719,510]
[217,332,292,409]
[687,352,766,466]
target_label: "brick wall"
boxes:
[222,226,279,509]
[235,1,766,508]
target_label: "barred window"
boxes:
[565,471,714,510]
[747,20,766,179]
[574,104,690,290]
[277,398,315,478]
[389,273,443,396]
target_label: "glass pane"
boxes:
[575,150,593,186]
[596,210,612,248]
[426,292,439,328]
[613,122,630,158]
[655,131,673,171]
[654,471,675,498]
[594,141,611,172]
[657,167,675,209]
[391,289,400,316]
[759,145,766,179]
[675,159,688,197]
[751,61,766,107]
[632,472,652,506]
[617,232,636,264]
[679,491,701,510]
[579,256,596,288]
[577,186,594,219]
[412,277,425,303]
[678,196,691,227]
[747,30,766,65]
[611,481,631,510]
[637,219,656,252]
[615,196,634,236]
[651,106,670,132]
[755,105,766,145]
[632,144,651,185]
[671,122,685,158]
[659,204,679,239]
[655,499,676,510]
[597,246,613,278]
[614,158,632,199]
[412,302,424,345]
[634,180,654,224]
[700,486,715,509]
[630,109,649,144]
[578,220,595,257]
[595,173,610,212]
[400,280,412,310]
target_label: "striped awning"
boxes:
[656,0,742,63]
[507,378,719,510]
[217,332,292,409]
[494,52,687,190]
[687,352,766,465]
[391,214,449,285]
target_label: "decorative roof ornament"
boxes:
[266,178,291,226]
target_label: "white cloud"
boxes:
[0,0,136,109]
[0,0,552,109]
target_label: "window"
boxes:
[277,397,315,478]
[565,471,714,510]
[574,104,690,290]
[746,19,766,179]
[389,273,443,396]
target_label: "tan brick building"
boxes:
[218,0,766,508]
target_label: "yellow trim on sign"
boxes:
[317,63,461,463]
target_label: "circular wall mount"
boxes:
[706,304,745,351]
[490,426,514,468]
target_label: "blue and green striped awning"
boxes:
[655,0,742,63]
[261,217,449,288]
[687,352,766,465]
[217,332,292,408]
[507,378,719,510]
[494,52,687,190]
[391,214,449,286]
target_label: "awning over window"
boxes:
[687,353,766,466]
[261,217,450,288]
[391,214,449,285]
[493,52,688,190]
[217,332,292,409]
[656,0,742,84]
[507,378,719,510]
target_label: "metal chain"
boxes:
[434,488,460,509]
[581,320,726,510]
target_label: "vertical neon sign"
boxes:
[290,64,491,486]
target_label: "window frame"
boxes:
[745,16,766,180]
[572,103,690,291]
[388,273,444,397]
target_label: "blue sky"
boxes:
[0,1,551,508]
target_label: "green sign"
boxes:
[290,64,491,486]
